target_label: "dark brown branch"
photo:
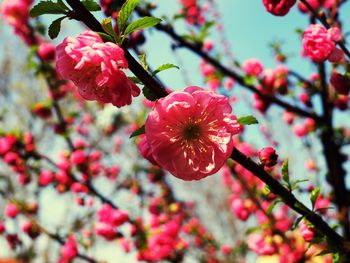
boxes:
[317,62,350,239]
[230,147,350,252]
[35,220,98,263]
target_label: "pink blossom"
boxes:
[38,42,56,61]
[242,58,264,77]
[258,147,278,167]
[145,86,240,180]
[247,233,277,255]
[224,78,235,90]
[95,222,116,240]
[0,135,16,155]
[21,221,32,234]
[323,0,336,8]
[293,123,308,137]
[5,203,19,219]
[262,0,296,16]
[261,65,289,94]
[199,60,216,77]
[300,221,314,242]
[70,150,87,166]
[0,221,5,234]
[302,24,344,62]
[55,170,71,185]
[304,117,316,132]
[39,170,54,186]
[315,195,330,214]
[299,92,311,106]
[56,31,140,107]
[221,245,232,255]
[230,198,250,221]
[3,151,19,165]
[305,159,317,171]
[70,182,89,193]
[1,0,34,45]
[330,72,350,95]
[61,235,78,260]
[207,78,221,91]
[283,111,294,124]
[1,0,32,28]
[203,39,214,52]
[138,135,158,165]
[298,0,320,13]
[97,204,128,227]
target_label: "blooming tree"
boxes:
[1,0,350,262]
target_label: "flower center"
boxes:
[183,122,201,140]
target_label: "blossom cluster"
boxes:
[1,0,34,44]
[179,0,206,25]
[302,24,343,63]
[56,31,140,108]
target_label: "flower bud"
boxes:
[259,147,278,167]
[330,72,350,95]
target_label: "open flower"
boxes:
[56,30,140,108]
[302,24,344,63]
[145,86,240,180]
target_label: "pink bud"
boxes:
[39,170,53,186]
[5,203,19,219]
[259,147,278,167]
[330,72,350,95]
[300,221,314,242]
[203,39,214,52]
[0,221,5,234]
[70,150,87,166]
[61,235,78,260]
[38,42,55,61]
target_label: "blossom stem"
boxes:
[230,147,350,253]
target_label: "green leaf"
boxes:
[245,227,260,235]
[118,0,140,33]
[266,199,281,215]
[48,16,66,39]
[315,206,334,213]
[101,17,119,41]
[281,159,289,184]
[332,252,340,263]
[142,86,158,101]
[30,0,69,17]
[124,17,162,36]
[128,76,142,84]
[310,187,320,209]
[129,125,145,138]
[139,54,148,71]
[291,216,304,230]
[243,75,255,85]
[237,116,258,125]
[198,21,215,42]
[81,0,101,11]
[96,32,114,42]
[291,179,309,191]
[152,63,179,76]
